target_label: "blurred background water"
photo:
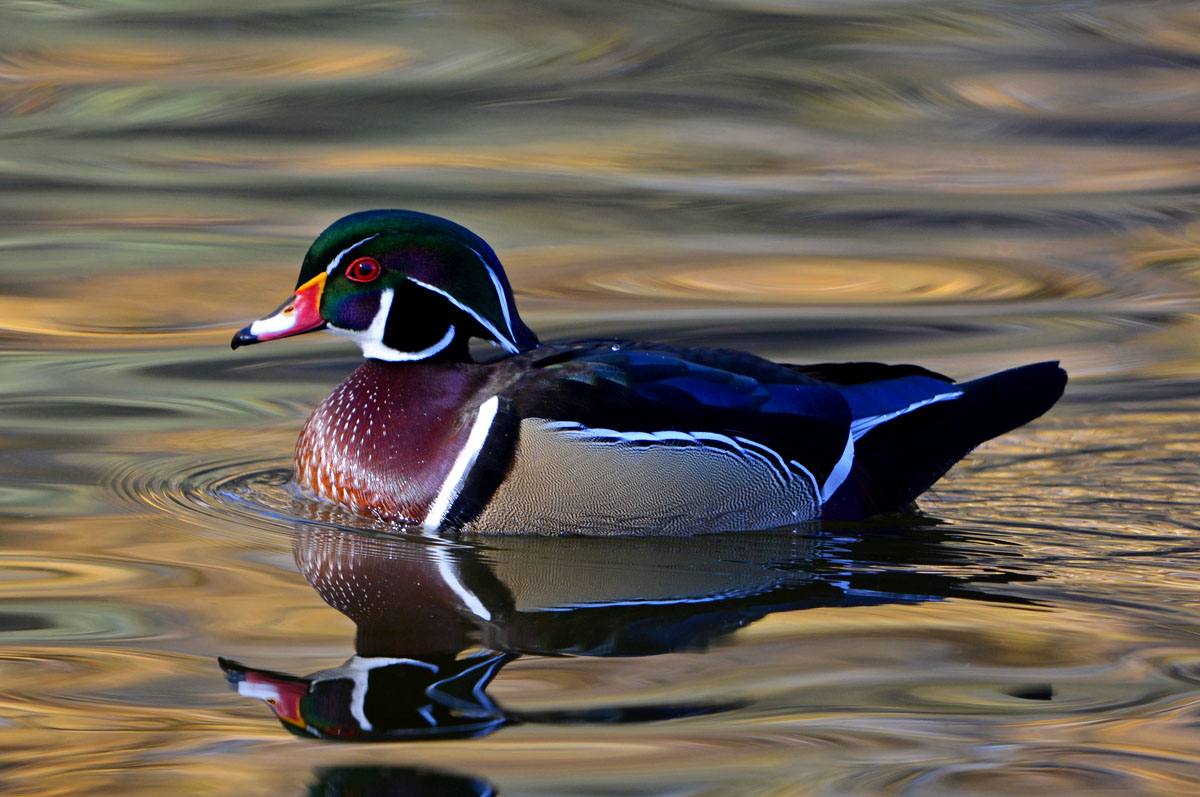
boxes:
[1,0,1199,794]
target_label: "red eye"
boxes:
[346,256,381,283]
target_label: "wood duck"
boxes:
[231,210,1067,534]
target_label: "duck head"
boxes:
[231,210,538,361]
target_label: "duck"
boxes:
[231,209,1067,535]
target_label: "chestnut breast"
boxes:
[293,360,490,522]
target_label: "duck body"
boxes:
[234,210,1067,535]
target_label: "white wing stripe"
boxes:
[850,390,963,441]
[544,423,804,491]
[735,436,791,476]
[788,459,822,500]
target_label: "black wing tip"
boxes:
[826,360,1069,518]
[976,360,1068,408]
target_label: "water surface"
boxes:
[1,1,1199,794]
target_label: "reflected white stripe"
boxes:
[345,656,424,732]
[421,396,500,621]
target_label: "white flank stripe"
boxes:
[735,436,791,476]
[545,422,819,495]
[543,420,584,431]
[788,459,822,499]
[425,395,500,529]
[820,432,855,503]
[422,396,496,619]
[691,430,745,449]
[409,277,519,354]
[648,430,694,442]
[324,234,380,274]
[421,396,500,621]
[850,390,963,441]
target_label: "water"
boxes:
[2,0,1199,793]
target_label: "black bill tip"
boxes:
[230,327,257,350]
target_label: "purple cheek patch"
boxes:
[334,292,381,331]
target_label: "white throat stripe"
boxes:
[327,288,460,361]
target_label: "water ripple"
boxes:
[100,454,294,532]
[98,453,418,543]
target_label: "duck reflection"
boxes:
[307,765,495,796]
[221,520,1032,741]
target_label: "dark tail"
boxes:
[824,361,1067,519]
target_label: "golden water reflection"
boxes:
[1,0,1199,793]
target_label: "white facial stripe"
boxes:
[325,287,393,352]
[465,244,516,341]
[309,656,435,684]
[324,234,380,275]
[429,654,504,703]
[326,288,457,361]
[248,311,297,337]
[408,277,519,354]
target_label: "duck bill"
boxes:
[219,658,308,729]
[231,272,327,349]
